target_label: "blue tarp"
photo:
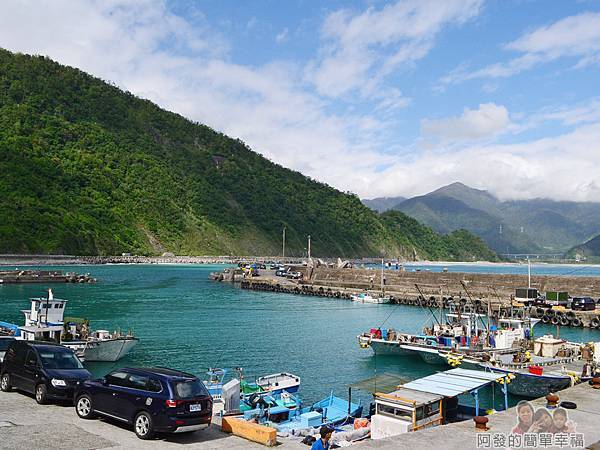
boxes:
[0,321,21,337]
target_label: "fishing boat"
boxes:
[351,293,391,304]
[14,290,138,362]
[359,304,538,365]
[243,391,362,435]
[250,371,301,395]
[204,368,301,411]
[353,259,391,304]
[476,335,600,397]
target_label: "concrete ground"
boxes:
[1,383,599,449]
[0,390,305,449]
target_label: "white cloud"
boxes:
[443,12,600,84]
[421,103,511,142]
[363,123,600,202]
[309,0,482,98]
[275,28,289,44]
[1,0,599,204]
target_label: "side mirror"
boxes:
[101,378,108,386]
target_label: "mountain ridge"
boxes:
[0,49,497,261]
[363,183,600,254]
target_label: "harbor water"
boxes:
[1,264,599,409]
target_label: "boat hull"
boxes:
[369,340,414,356]
[485,367,572,398]
[83,338,138,362]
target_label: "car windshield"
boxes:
[171,378,209,399]
[0,339,14,351]
[38,349,84,369]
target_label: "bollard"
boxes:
[546,393,559,408]
[473,416,489,431]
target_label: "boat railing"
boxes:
[496,355,580,369]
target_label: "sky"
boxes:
[1,0,600,202]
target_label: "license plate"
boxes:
[189,404,202,412]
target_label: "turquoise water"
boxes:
[1,264,599,409]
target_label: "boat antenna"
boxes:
[414,283,441,325]
[527,257,531,289]
[460,280,488,332]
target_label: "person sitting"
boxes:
[311,425,333,450]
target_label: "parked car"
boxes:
[0,336,16,369]
[286,271,302,279]
[74,367,213,440]
[0,340,90,404]
[570,297,596,311]
[275,269,288,277]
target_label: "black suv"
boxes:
[571,297,596,311]
[74,367,213,440]
[0,340,90,404]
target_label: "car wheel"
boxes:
[76,394,96,419]
[134,411,155,440]
[35,384,48,404]
[0,373,12,392]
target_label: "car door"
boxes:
[95,370,131,420]
[112,373,151,421]
[21,350,40,394]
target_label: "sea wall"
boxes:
[308,267,600,299]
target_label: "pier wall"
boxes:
[309,267,600,299]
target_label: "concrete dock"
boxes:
[0,390,304,449]
[2,382,600,449]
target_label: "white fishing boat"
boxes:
[353,259,391,304]
[16,289,138,362]
[255,372,301,394]
[351,293,391,304]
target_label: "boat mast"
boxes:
[527,257,531,289]
[282,226,286,260]
[381,258,384,296]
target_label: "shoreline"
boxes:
[0,254,597,268]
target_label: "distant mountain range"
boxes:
[362,196,406,213]
[568,234,600,260]
[363,182,600,254]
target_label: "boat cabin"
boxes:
[22,290,67,327]
[370,368,510,440]
[372,388,443,439]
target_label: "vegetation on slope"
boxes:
[0,49,497,260]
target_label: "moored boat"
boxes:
[13,289,138,362]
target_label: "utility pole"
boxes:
[307,235,311,260]
[282,227,286,260]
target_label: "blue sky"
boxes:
[1,0,600,201]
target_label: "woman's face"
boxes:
[553,414,567,430]
[519,405,533,426]
[538,413,552,429]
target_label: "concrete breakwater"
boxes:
[238,267,600,329]
[0,269,96,284]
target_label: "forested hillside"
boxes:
[0,49,497,260]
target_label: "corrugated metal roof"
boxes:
[376,387,443,406]
[403,368,504,398]
[350,373,407,394]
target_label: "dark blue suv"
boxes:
[74,367,213,439]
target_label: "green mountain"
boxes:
[390,182,600,254]
[0,49,497,260]
[568,234,600,261]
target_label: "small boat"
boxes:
[255,372,301,394]
[244,391,362,435]
[351,293,391,304]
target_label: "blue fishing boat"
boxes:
[243,391,362,435]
